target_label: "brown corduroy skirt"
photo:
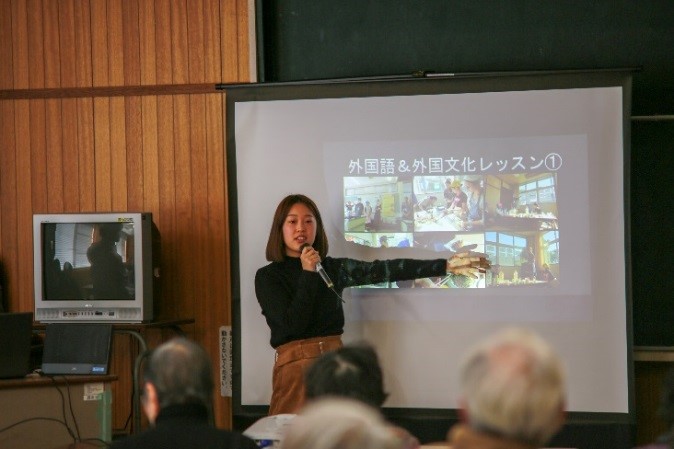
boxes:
[268,335,343,415]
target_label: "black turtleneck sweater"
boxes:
[255,256,447,348]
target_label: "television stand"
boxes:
[34,318,195,434]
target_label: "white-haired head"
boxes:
[281,397,404,449]
[459,327,566,446]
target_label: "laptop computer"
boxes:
[42,323,113,375]
[0,312,34,379]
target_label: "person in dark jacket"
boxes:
[304,343,420,449]
[110,337,258,449]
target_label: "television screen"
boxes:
[33,212,159,323]
[43,221,136,300]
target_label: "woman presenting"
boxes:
[255,194,490,415]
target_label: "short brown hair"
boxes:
[265,194,329,262]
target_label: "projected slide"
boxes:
[341,170,560,289]
[228,73,630,415]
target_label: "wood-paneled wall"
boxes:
[0,0,251,432]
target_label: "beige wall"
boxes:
[0,0,251,431]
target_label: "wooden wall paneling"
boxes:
[0,0,251,430]
[155,95,175,318]
[172,94,194,319]
[154,0,172,85]
[203,0,221,80]
[138,0,156,85]
[77,97,96,210]
[14,100,32,311]
[170,0,189,85]
[0,0,13,89]
[42,0,61,88]
[220,0,240,82]
[107,0,125,86]
[62,99,81,212]
[122,0,141,86]
[188,93,208,335]
[45,99,64,211]
[7,2,23,89]
[9,0,28,90]
[125,96,144,210]
[91,0,109,87]
[0,100,17,310]
[235,0,250,82]
[187,0,206,83]
[27,0,45,88]
[29,100,47,212]
[58,0,77,88]
[205,93,230,427]
[205,94,227,321]
[74,0,93,88]
[110,333,137,433]
[110,97,129,211]
[93,97,112,209]
[0,106,3,289]
[140,96,159,219]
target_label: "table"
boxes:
[0,375,117,449]
[34,319,195,433]
[494,214,558,231]
[414,209,464,232]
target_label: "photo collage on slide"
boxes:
[343,173,560,289]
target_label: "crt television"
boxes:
[33,212,160,323]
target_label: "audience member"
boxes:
[304,343,388,408]
[110,337,258,449]
[634,368,674,449]
[281,397,405,449]
[304,343,419,449]
[447,327,566,449]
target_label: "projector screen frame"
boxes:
[224,69,635,430]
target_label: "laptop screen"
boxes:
[0,312,33,379]
[42,323,113,375]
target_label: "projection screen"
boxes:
[225,71,633,420]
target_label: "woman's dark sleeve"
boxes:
[328,257,447,289]
[254,265,323,344]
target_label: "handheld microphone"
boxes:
[300,244,334,289]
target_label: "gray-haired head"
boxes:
[143,337,213,409]
[459,327,566,446]
[281,398,404,449]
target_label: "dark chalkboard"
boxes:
[257,0,674,348]
[258,1,674,116]
[631,120,674,347]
